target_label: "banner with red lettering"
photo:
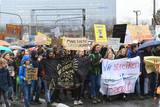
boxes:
[100,56,140,95]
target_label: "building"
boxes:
[1,0,116,26]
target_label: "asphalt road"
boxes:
[5,96,158,107]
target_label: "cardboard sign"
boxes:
[6,24,23,39]
[17,40,24,46]
[108,38,120,51]
[113,24,127,43]
[65,37,88,51]
[25,68,38,80]
[100,57,140,95]
[35,35,47,45]
[94,24,107,42]
[128,25,153,40]
[0,32,5,40]
[51,38,62,49]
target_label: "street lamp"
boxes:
[0,12,23,25]
[133,10,141,25]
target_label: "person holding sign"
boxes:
[19,55,37,107]
[88,44,103,104]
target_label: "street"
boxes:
[8,97,157,107]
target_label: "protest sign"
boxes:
[144,56,160,73]
[100,57,140,95]
[64,37,88,51]
[37,32,51,45]
[0,32,5,40]
[54,27,60,37]
[42,57,91,89]
[17,40,24,46]
[25,68,38,80]
[156,25,160,41]
[51,38,62,49]
[94,24,107,42]
[6,24,23,39]
[108,38,120,51]
[35,35,47,45]
[113,24,127,43]
[128,25,153,40]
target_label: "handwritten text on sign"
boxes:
[25,68,38,80]
[65,37,88,51]
[100,57,140,95]
[128,25,152,40]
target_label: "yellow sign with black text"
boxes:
[94,24,107,42]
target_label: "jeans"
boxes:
[144,77,149,95]
[0,91,9,107]
[23,84,34,107]
[8,87,13,100]
[135,77,141,95]
[30,78,41,101]
[43,79,53,103]
[90,74,101,98]
[35,77,42,100]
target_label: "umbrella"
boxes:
[138,41,160,50]
[0,46,12,52]
[10,46,21,50]
[0,40,11,47]
[22,43,36,48]
[29,47,37,51]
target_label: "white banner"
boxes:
[100,56,140,95]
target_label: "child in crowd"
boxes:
[19,55,37,107]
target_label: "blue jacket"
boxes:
[0,67,11,91]
[127,49,142,72]
[19,55,35,87]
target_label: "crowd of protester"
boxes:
[0,42,160,107]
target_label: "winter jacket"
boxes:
[127,49,142,73]
[154,70,160,98]
[140,50,153,77]
[88,53,101,75]
[40,49,53,79]
[31,50,42,77]
[0,66,12,91]
[19,55,35,87]
[15,48,25,75]
[100,47,108,58]
[115,54,126,59]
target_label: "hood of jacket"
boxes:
[46,49,53,59]
[22,55,31,65]
[31,50,38,60]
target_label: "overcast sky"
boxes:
[117,0,160,25]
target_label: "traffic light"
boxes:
[83,14,86,21]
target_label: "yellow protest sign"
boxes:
[128,25,153,40]
[144,56,160,73]
[94,24,107,42]
[37,32,51,45]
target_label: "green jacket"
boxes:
[88,53,101,75]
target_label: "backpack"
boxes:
[16,66,25,83]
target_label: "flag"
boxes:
[42,57,91,89]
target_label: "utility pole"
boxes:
[82,9,86,37]
[153,0,156,29]
[133,10,141,25]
